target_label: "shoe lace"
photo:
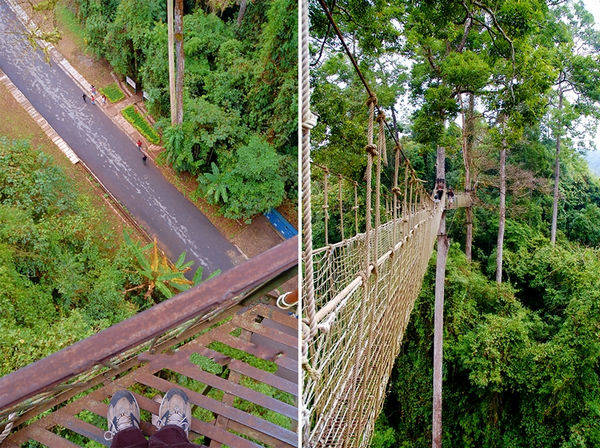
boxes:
[158,407,189,432]
[104,412,136,441]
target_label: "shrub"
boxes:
[121,105,160,144]
[0,137,142,374]
[218,136,286,221]
[100,83,125,103]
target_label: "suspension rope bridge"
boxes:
[300,1,472,446]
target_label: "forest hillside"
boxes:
[0,137,210,375]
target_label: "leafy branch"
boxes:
[123,232,220,301]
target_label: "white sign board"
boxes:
[126,76,136,90]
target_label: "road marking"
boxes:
[0,69,80,164]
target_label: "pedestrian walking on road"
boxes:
[82,93,87,103]
[137,140,147,163]
[91,84,97,96]
[90,94,96,105]
[101,94,107,106]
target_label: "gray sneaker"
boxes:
[104,390,141,441]
[156,388,192,435]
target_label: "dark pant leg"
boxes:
[148,425,201,448]
[110,427,148,448]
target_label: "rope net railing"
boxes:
[308,160,436,311]
[302,151,443,447]
[301,75,445,448]
[300,0,450,446]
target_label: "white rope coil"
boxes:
[0,413,17,444]
[276,291,296,309]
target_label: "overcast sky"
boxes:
[583,0,600,23]
[582,0,600,151]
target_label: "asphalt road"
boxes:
[0,0,240,277]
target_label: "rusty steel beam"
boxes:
[0,237,298,411]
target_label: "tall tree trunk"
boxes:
[237,0,247,26]
[550,89,563,245]
[463,93,475,261]
[496,120,507,284]
[167,0,176,126]
[432,146,448,448]
[174,0,184,124]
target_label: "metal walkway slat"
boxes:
[229,360,298,398]
[164,359,297,419]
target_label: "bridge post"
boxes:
[432,146,449,448]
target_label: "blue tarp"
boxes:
[264,208,297,239]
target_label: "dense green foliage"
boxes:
[69,0,297,220]
[374,239,600,447]
[0,137,212,375]
[121,104,160,144]
[0,137,140,375]
[310,0,600,446]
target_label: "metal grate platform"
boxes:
[3,303,298,448]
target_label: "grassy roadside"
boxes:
[122,105,160,143]
[0,82,145,244]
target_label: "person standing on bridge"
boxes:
[104,388,202,447]
[434,183,444,203]
[447,187,455,206]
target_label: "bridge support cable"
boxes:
[300,0,319,441]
